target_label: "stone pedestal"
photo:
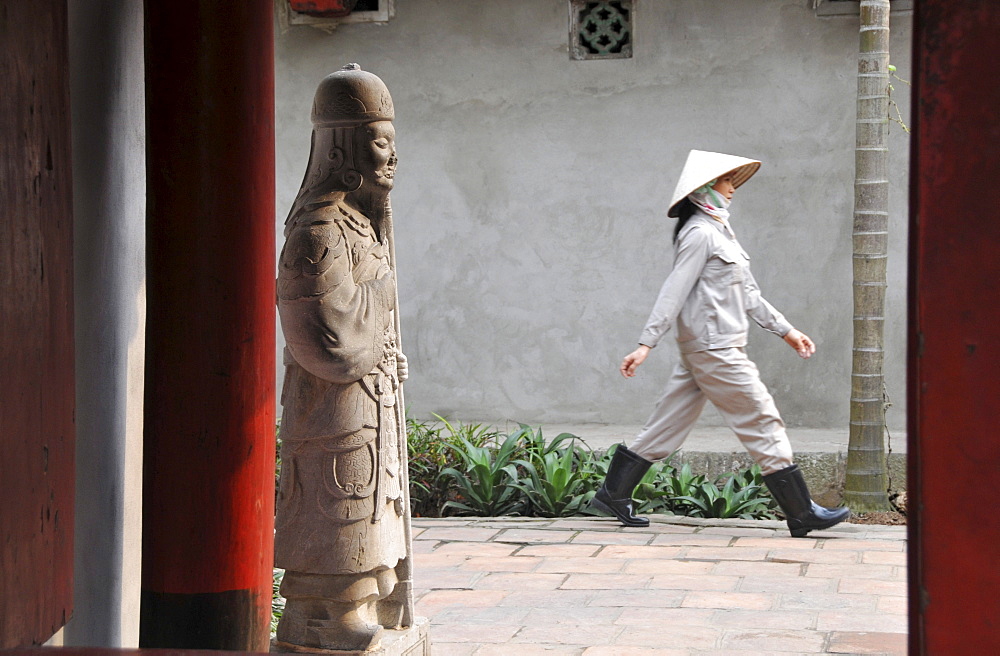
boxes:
[273,617,430,656]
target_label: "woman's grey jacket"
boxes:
[638,211,793,353]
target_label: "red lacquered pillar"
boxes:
[909,1,1000,652]
[140,2,275,650]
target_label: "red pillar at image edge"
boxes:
[140,1,276,650]
[909,0,1000,652]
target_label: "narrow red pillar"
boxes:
[141,2,275,650]
[909,1,1000,652]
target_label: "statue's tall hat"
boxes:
[312,63,394,128]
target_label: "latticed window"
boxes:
[569,0,633,61]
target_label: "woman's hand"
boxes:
[621,345,652,378]
[783,329,816,359]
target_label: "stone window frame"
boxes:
[277,0,395,32]
[569,0,635,61]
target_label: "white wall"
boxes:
[275,0,911,433]
[64,0,145,646]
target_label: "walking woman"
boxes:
[591,150,849,537]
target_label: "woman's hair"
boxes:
[672,198,697,243]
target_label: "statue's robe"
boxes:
[275,198,406,577]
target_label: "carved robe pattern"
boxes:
[275,199,406,576]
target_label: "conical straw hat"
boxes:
[667,150,761,217]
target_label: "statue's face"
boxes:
[354,121,396,195]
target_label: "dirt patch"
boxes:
[848,511,907,525]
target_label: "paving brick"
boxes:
[414,526,502,542]
[518,543,601,557]
[650,533,733,546]
[596,545,685,560]
[511,622,621,646]
[529,604,625,625]
[877,595,908,615]
[827,630,908,655]
[412,568,481,590]
[548,518,625,531]
[613,607,715,626]
[681,590,776,610]
[711,560,804,577]
[427,622,521,644]
[710,608,817,630]
[738,576,835,595]
[473,571,567,591]
[498,588,597,608]
[587,588,686,608]
[649,574,740,591]
[413,552,473,568]
[431,605,530,625]
[622,559,714,576]
[583,647,689,656]
[561,573,652,590]
[411,539,439,553]
[536,556,626,574]
[572,530,654,546]
[734,536,821,549]
[767,547,861,564]
[414,589,509,618]
[476,645,582,656]
[611,624,720,649]
[777,592,877,611]
[458,555,542,572]
[719,628,827,652]
[838,577,907,596]
[816,609,908,633]
[495,528,579,544]
[432,541,519,557]
[423,643,477,656]
[683,546,770,561]
[821,539,905,552]
[862,549,908,566]
[805,563,896,580]
[699,526,780,537]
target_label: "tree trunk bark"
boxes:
[845,0,892,512]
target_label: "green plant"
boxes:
[406,415,499,517]
[271,568,285,638]
[671,465,777,520]
[440,431,526,516]
[511,445,595,517]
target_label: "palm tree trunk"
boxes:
[845,0,892,512]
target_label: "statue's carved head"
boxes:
[303,64,396,197]
[312,63,394,128]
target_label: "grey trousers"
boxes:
[629,347,794,475]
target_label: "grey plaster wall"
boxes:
[64,0,145,647]
[275,0,911,433]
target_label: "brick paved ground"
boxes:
[411,516,907,655]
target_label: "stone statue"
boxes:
[274,64,413,653]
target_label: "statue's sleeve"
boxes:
[277,221,396,384]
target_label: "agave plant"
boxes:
[671,465,777,519]
[511,446,594,517]
[440,431,526,516]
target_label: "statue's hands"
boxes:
[395,351,408,382]
[783,328,816,359]
[621,345,651,378]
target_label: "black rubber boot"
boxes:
[589,444,653,527]
[763,464,851,537]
